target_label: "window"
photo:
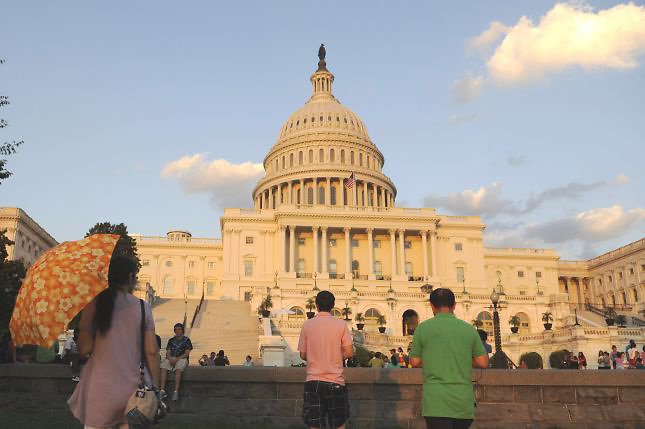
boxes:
[244,261,253,277]
[290,153,294,167]
[298,259,306,274]
[456,267,465,283]
[142,259,150,267]
[188,261,195,269]
[298,238,305,245]
[455,243,462,251]
[351,239,359,248]
[319,148,324,162]
[330,186,337,205]
[641,264,645,272]
[341,150,345,163]
[374,261,382,276]
[359,153,363,166]
[518,271,524,278]
[207,282,215,296]
[608,275,613,282]
[519,290,526,295]
[329,239,337,247]
[516,312,530,334]
[163,276,173,295]
[328,259,337,273]
[299,151,303,165]
[405,262,413,276]
[352,260,360,275]
[536,271,542,278]
[165,260,173,268]
[307,188,313,204]
[350,151,354,165]
[598,278,602,286]
[208,262,215,269]
[330,149,335,162]
[404,241,411,249]
[373,240,380,248]
[282,156,285,169]
[318,187,325,204]
[629,267,634,275]
[187,281,195,295]
[246,236,254,244]
[289,307,305,320]
[476,312,493,338]
[308,149,313,163]
[618,272,623,280]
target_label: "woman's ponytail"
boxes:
[94,255,138,336]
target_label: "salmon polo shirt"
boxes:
[298,312,353,385]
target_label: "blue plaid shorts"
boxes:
[302,380,349,428]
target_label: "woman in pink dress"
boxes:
[68,256,160,429]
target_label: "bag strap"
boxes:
[139,299,146,388]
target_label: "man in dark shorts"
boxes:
[160,323,193,401]
[298,291,354,429]
[410,288,489,429]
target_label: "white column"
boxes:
[288,181,292,204]
[430,231,437,277]
[314,178,319,205]
[372,183,377,207]
[289,225,296,273]
[368,228,374,276]
[398,229,406,277]
[380,187,385,207]
[313,226,319,273]
[279,226,286,272]
[389,229,397,276]
[321,227,328,274]
[300,179,305,205]
[344,227,352,277]
[421,230,429,279]
[325,177,331,206]
[268,186,273,209]
[353,177,358,208]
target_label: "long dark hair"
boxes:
[95,255,138,336]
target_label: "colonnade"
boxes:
[255,177,395,209]
[278,225,437,279]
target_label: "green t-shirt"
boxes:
[410,312,487,419]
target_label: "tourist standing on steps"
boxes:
[410,288,489,429]
[298,291,354,429]
[244,355,253,367]
[160,323,193,401]
[214,350,229,366]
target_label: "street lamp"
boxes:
[312,272,319,292]
[489,289,511,369]
[273,271,279,289]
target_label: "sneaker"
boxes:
[172,391,179,401]
[71,375,80,382]
[159,389,167,400]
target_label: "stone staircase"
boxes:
[152,298,200,351]
[187,300,262,365]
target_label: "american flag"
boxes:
[344,172,355,188]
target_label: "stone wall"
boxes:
[1,364,644,428]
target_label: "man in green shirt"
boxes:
[410,288,489,429]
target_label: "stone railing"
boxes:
[2,365,644,428]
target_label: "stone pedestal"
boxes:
[259,335,287,367]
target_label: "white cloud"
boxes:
[457,2,645,96]
[452,73,484,103]
[161,154,264,209]
[525,205,645,243]
[614,173,630,185]
[423,182,513,217]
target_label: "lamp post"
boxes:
[312,272,319,293]
[421,283,433,298]
[490,289,510,369]
[273,271,279,289]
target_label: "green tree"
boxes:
[85,222,141,268]
[0,229,27,334]
[519,352,544,369]
[1,59,25,185]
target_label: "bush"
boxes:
[549,349,570,369]
[354,345,371,367]
[519,352,543,369]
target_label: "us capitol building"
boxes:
[128,51,644,366]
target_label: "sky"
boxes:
[1,0,644,260]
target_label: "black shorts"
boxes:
[424,417,473,429]
[302,380,349,429]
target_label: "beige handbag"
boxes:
[124,300,165,428]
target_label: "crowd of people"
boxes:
[597,341,644,369]
[197,350,252,367]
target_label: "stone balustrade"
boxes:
[1,365,644,428]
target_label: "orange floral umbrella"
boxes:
[9,234,120,347]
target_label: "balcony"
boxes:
[296,272,312,279]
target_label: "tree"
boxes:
[519,352,544,369]
[0,229,27,334]
[85,222,141,268]
[1,59,25,185]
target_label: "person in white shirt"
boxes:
[61,330,83,382]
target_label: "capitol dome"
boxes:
[252,49,397,210]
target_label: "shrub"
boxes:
[519,352,543,369]
[354,345,371,367]
[549,349,570,369]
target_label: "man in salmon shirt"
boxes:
[298,290,354,429]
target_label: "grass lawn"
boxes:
[1,409,262,429]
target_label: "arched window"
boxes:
[297,189,301,205]
[282,156,285,169]
[275,159,278,171]
[330,186,337,205]
[307,188,313,205]
[318,187,325,204]
[299,151,304,165]
[350,151,355,165]
[405,262,413,276]
[476,311,493,338]
[308,149,313,163]
[298,259,306,274]
[163,276,174,295]
[367,156,370,168]
[319,148,324,163]
[289,307,305,320]
[341,150,345,163]
[374,261,382,276]
[330,149,335,162]
[359,152,363,166]
[331,308,342,318]
[365,308,381,331]
[290,153,294,167]
[328,259,337,274]
[516,312,530,334]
